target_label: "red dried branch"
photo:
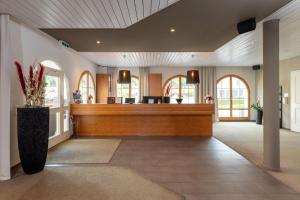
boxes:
[15,61,27,96]
[29,66,33,80]
[38,64,45,89]
[29,66,34,87]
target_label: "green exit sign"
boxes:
[58,40,70,48]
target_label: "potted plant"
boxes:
[204,95,214,104]
[251,100,263,125]
[176,95,183,104]
[73,90,82,104]
[163,83,172,103]
[15,61,49,174]
[87,94,93,104]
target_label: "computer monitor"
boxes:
[142,96,162,104]
[125,98,135,104]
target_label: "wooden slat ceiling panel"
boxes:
[0,0,179,28]
[78,0,300,67]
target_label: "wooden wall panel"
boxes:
[149,73,162,96]
[96,74,109,103]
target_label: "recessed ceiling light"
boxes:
[96,40,101,44]
[170,28,176,33]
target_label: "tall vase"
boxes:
[256,110,263,125]
[17,107,49,174]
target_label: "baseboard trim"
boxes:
[0,176,11,181]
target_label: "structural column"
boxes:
[263,19,280,170]
[0,14,11,180]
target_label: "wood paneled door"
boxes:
[149,73,162,96]
[96,74,109,103]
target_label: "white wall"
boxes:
[255,56,300,129]
[150,66,198,85]
[9,20,97,167]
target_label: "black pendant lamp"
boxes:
[118,70,131,84]
[186,70,199,84]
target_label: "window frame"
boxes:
[41,60,70,140]
[163,75,196,104]
[217,74,251,121]
[77,71,96,104]
[117,75,140,102]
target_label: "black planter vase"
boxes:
[176,98,183,104]
[17,107,49,174]
[256,110,263,125]
[162,96,170,104]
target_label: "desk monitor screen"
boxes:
[125,98,135,104]
[143,96,162,104]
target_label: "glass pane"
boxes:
[49,112,60,138]
[181,77,196,104]
[81,87,88,103]
[170,88,180,103]
[168,77,180,104]
[79,74,88,104]
[232,110,248,118]
[45,75,60,107]
[217,76,249,119]
[218,99,230,109]
[232,77,247,89]
[218,89,230,99]
[88,74,95,103]
[64,110,69,132]
[131,77,140,103]
[64,76,70,106]
[218,77,230,89]
[117,83,130,99]
[218,110,230,117]
[217,77,230,111]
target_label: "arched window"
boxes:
[117,76,140,103]
[217,74,250,120]
[40,60,70,140]
[78,71,95,104]
[163,75,196,104]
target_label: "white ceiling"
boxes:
[1,0,299,67]
[0,0,179,28]
[81,0,300,67]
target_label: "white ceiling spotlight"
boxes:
[96,40,101,44]
[170,28,176,33]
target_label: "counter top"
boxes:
[71,103,215,116]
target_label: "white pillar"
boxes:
[0,14,11,180]
[263,19,280,170]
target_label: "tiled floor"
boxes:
[109,137,300,200]
[214,122,300,193]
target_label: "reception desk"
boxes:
[71,104,214,137]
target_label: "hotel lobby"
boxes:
[1,0,300,199]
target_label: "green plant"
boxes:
[251,100,263,112]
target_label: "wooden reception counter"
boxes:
[71,104,214,137]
